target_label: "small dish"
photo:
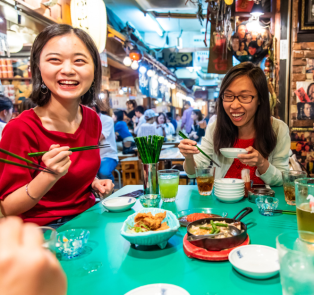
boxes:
[248,188,275,204]
[214,188,245,195]
[57,229,90,259]
[214,178,245,185]
[255,196,279,216]
[102,197,136,212]
[229,245,280,279]
[139,194,161,208]
[220,148,248,159]
[121,208,180,249]
[125,284,190,295]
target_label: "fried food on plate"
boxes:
[154,222,170,232]
[129,211,169,233]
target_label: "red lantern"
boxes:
[129,49,142,61]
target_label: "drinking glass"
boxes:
[157,169,180,202]
[195,167,215,196]
[39,226,57,253]
[282,170,307,205]
[276,231,314,295]
[295,178,314,233]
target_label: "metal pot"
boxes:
[186,207,253,251]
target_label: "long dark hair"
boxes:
[30,24,102,107]
[0,95,13,112]
[114,110,124,122]
[214,62,276,158]
[156,112,168,126]
[192,109,202,123]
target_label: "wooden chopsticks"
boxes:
[0,148,56,174]
[178,131,221,168]
[28,144,110,157]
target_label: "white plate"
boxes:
[215,178,245,185]
[220,148,248,159]
[214,185,244,190]
[102,197,136,212]
[229,245,279,280]
[125,284,190,295]
[214,189,245,196]
[215,194,244,203]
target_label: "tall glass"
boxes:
[39,226,57,253]
[196,167,215,196]
[295,178,314,233]
[282,170,307,205]
[157,169,180,202]
[276,231,314,295]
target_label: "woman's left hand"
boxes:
[92,178,115,199]
[237,146,268,169]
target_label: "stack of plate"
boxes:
[214,179,245,203]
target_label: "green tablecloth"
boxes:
[59,185,296,295]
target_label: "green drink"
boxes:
[158,169,180,202]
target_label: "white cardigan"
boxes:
[186,117,291,186]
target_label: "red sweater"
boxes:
[224,138,264,184]
[0,105,101,225]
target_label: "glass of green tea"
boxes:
[282,170,307,205]
[196,167,215,196]
[157,169,180,202]
[295,178,314,235]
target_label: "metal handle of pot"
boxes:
[232,207,253,222]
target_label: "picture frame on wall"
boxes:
[298,0,314,34]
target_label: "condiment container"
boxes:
[248,188,275,203]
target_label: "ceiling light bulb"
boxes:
[139,66,147,74]
[123,56,132,67]
[131,60,139,70]
[202,87,206,91]
[171,84,176,90]
[119,89,124,95]
[158,76,164,84]
[147,69,154,77]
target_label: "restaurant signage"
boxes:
[193,51,209,68]
[71,0,107,53]
[163,51,193,68]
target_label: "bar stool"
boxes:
[120,157,140,186]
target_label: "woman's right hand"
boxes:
[178,139,200,159]
[42,144,72,179]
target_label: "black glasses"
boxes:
[222,94,255,104]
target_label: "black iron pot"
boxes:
[186,207,253,251]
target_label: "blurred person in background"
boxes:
[93,105,118,183]
[133,105,146,135]
[0,217,67,295]
[125,100,137,129]
[155,112,175,138]
[189,109,205,143]
[176,114,182,133]
[113,110,135,154]
[0,95,13,140]
[166,112,177,134]
[137,109,157,138]
[181,101,194,134]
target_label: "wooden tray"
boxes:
[183,234,250,261]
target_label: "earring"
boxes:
[41,81,48,95]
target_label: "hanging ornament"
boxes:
[224,0,233,5]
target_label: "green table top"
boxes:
[59,185,296,295]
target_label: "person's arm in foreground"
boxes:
[0,216,67,295]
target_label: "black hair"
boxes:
[135,105,144,114]
[166,112,173,119]
[0,95,13,112]
[156,112,168,126]
[126,100,137,108]
[185,101,191,106]
[248,41,259,50]
[93,104,101,114]
[307,83,314,98]
[30,24,102,107]
[192,109,203,122]
[214,62,277,158]
[114,110,124,121]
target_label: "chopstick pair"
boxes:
[265,209,296,215]
[28,144,110,157]
[0,148,56,175]
[179,131,221,168]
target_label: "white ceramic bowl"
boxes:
[214,189,245,196]
[102,197,136,212]
[229,245,280,280]
[214,185,244,191]
[215,194,244,203]
[220,148,248,159]
[125,284,190,295]
[215,178,245,185]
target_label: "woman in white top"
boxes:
[137,109,157,138]
[0,96,13,141]
[178,62,290,186]
[154,113,175,137]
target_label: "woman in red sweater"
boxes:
[0,24,114,226]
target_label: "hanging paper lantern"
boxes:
[129,49,142,61]
[224,0,233,5]
[71,0,107,53]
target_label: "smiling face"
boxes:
[158,114,165,124]
[39,33,94,103]
[248,46,257,56]
[222,75,259,129]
